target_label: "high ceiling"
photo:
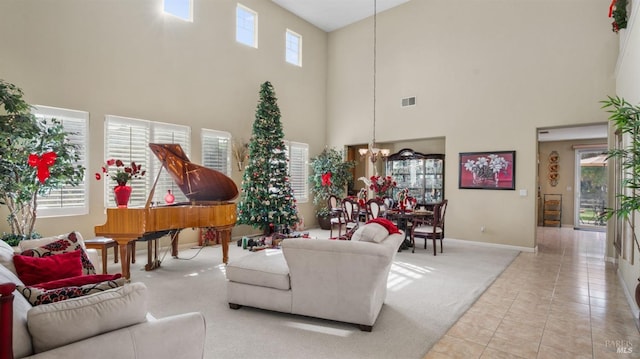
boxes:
[272,0,411,32]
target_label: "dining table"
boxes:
[386,209,434,250]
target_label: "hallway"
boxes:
[426,227,640,358]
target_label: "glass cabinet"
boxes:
[385,149,445,206]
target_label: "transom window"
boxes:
[236,4,257,48]
[104,115,191,207]
[285,29,302,66]
[163,0,193,22]
[32,106,89,217]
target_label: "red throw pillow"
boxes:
[366,218,401,234]
[32,274,123,290]
[13,250,83,286]
[20,232,96,275]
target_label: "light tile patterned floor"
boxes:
[424,226,640,359]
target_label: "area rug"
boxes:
[120,236,519,359]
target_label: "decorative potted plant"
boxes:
[309,148,355,229]
[0,79,85,245]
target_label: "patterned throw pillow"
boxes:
[17,278,126,306]
[20,232,96,275]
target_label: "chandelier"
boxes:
[359,0,389,164]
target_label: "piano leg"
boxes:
[118,242,131,280]
[171,230,179,258]
[145,238,161,271]
[218,228,231,264]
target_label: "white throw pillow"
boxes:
[0,239,17,276]
[27,282,149,353]
[351,223,388,243]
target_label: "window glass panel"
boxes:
[285,29,301,66]
[236,4,257,48]
[202,129,231,176]
[163,0,193,21]
[32,106,89,217]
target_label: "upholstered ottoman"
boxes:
[226,250,293,313]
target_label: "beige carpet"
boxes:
[111,233,519,359]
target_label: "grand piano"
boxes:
[95,143,238,279]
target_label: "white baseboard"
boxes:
[445,237,534,253]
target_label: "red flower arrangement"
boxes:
[368,175,397,197]
[95,159,146,186]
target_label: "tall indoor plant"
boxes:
[0,79,85,245]
[309,148,355,227]
[602,96,640,304]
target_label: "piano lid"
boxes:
[149,143,239,202]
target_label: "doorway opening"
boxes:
[574,147,608,231]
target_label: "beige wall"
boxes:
[327,0,618,248]
[0,0,327,240]
[538,139,607,227]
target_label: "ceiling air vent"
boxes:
[401,96,416,107]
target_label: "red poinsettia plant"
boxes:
[368,175,397,197]
[95,159,146,186]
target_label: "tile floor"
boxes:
[424,226,640,359]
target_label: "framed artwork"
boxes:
[459,151,516,190]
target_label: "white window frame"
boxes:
[285,29,302,66]
[202,129,232,176]
[32,105,89,217]
[163,0,193,22]
[104,115,191,208]
[284,141,309,203]
[236,3,258,48]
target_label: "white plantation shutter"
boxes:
[285,141,308,203]
[202,129,231,176]
[150,122,191,204]
[33,106,89,217]
[104,116,190,207]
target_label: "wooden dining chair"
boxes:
[410,199,448,255]
[328,195,344,238]
[342,197,360,233]
[366,198,384,220]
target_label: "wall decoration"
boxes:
[548,150,559,187]
[459,151,515,190]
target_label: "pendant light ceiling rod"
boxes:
[372,0,377,148]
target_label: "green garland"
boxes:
[611,0,628,32]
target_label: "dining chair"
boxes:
[328,195,344,238]
[366,198,384,220]
[342,198,360,233]
[410,199,448,255]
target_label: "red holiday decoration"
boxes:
[28,152,57,184]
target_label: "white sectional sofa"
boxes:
[0,233,206,359]
[225,223,404,331]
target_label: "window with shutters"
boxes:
[32,106,89,217]
[236,4,257,48]
[284,141,308,203]
[104,115,190,207]
[202,129,231,176]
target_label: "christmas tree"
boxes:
[237,81,299,234]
